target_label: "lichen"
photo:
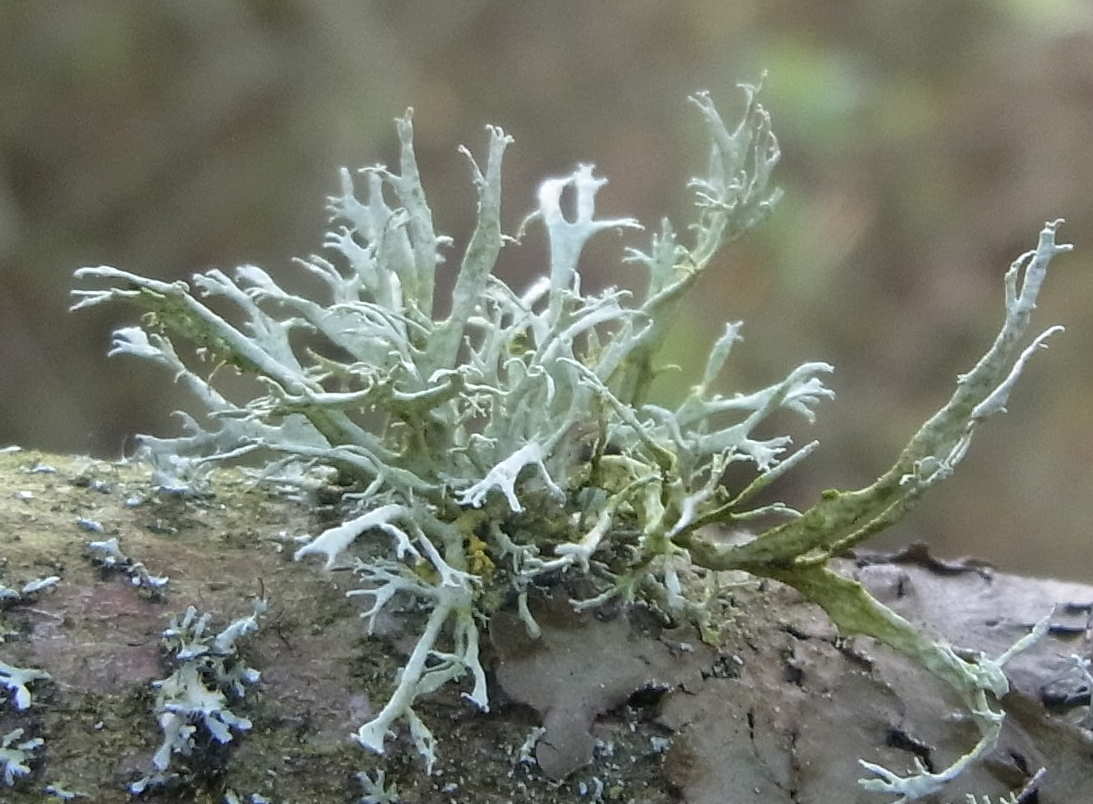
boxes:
[0,660,51,712]
[73,80,1075,800]
[130,600,265,793]
[0,728,43,787]
[86,536,169,596]
[356,769,400,803]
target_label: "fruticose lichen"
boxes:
[0,660,50,712]
[0,728,44,787]
[356,769,400,803]
[72,82,1073,800]
[86,535,170,596]
[0,576,60,615]
[0,589,54,790]
[129,600,265,793]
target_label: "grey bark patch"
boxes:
[852,550,1093,704]
[654,558,1093,803]
[656,590,905,804]
[2,451,1091,801]
[490,592,712,779]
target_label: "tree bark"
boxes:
[1,449,1090,803]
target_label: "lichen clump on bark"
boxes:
[72,81,1073,800]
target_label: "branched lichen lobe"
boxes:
[72,82,1075,801]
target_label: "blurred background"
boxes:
[2,1,1091,579]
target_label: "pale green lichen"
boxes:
[42,782,89,800]
[0,576,59,609]
[356,769,400,803]
[130,601,265,793]
[0,660,51,712]
[72,81,1074,800]
[86,536,169,595]
[0,728,43,787]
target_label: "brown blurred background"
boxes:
[2,1,1091,579]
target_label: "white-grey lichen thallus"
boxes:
[73,80,1073,800]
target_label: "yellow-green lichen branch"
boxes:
[679,219,1071,574]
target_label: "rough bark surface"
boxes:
[1,450,1090,803]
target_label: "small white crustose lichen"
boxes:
[73,82,1073,800]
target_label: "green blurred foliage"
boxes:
[2,0,1091,577]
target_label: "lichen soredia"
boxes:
[73,80,1073,800]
